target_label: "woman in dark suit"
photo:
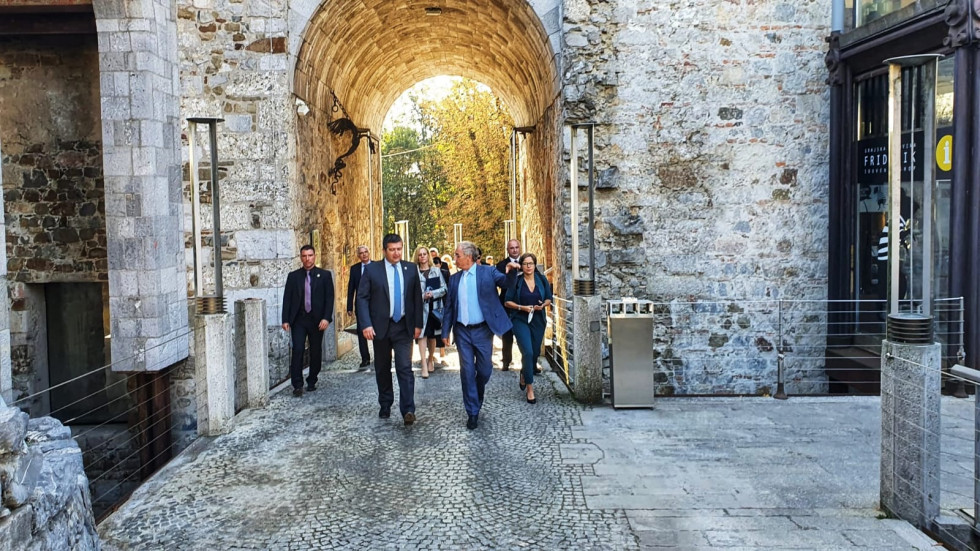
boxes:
[503,252,552,403]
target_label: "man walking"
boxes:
[281,245,334,396]
[495,239,522,371]
[357,234,424,425]
[444,241,518,429]
[346,245,372,369]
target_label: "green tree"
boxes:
[422,81,513,257]
[381,126,449,254]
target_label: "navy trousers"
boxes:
[373,320,416,416]
[511,318,544,386]
[455,323,494,416]
[289,312,324,390]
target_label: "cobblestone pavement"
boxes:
[99,345,939,550]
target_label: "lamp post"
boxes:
[882,55,940,343]
[187,117,225,314]
[568,123,596,296]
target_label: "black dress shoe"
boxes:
[501,364,510,371]
[305,384,316,392]
[534,367,542,375]
[292,388,303,397]
[403,412,416,426]
[360,359,371,367]
[379,408,391,419]
[466,415,479,430]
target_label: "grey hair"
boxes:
[356,245,369,254]
[457,241,479,261]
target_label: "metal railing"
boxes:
[598,297,965,397]
[10,314,213,522]
[545,296,574,387]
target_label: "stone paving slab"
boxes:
[98,346,941,550]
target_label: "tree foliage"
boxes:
[422,82,513,257]
[381,79,513,258]
[381,126,448,254]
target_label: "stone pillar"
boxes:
[194,313,234,436]
[880,340,941,529]
[0,138,10,403]
[94,0,188,372]
[238,299,269,408]
[573,295,603,404]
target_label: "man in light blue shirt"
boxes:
[443,241,518,429]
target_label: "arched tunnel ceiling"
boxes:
[295,0,558,131]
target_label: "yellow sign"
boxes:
[936,135,952,172]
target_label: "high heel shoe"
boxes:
[526,396,536,404]
[519,373,526,391]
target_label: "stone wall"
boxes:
[176,1,382,381]
[562,0,831,393]
[95,0,189,373]
[0,35,107,285]
[6,284,47,413]
[0,401,100,550]
[0,35,104,409]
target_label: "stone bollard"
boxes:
[879,340,941,529]
[238,299,269,408]
[573,295,603,404]
[195,313,235,436]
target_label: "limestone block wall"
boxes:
[95,0,189,373]
[562,0,831,393]
[0,404,100,551]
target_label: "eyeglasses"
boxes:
[521,262,535,266]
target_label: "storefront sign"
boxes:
[936,134,952,172]
[857,127,953,185]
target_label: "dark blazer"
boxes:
[444,264,513,338]
[347,261,370,313]
[504,271,553,330]
[495,257,520,302]
[356,260,424,340]
[281,267,335,325]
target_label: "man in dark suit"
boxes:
[281,244,334,396]
[346,245,372,369]
[356,233,424,425]
[444,241,518,430]
[495,239,522,371]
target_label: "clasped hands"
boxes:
[281,319,330,331]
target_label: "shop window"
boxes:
[851,56,954,332]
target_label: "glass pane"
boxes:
[852,55,954,335]
[854,0,918,28]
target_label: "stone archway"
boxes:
[287,0,564,350]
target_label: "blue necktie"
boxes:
[392,264,402,322]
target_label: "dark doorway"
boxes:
[45,282,123,423]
